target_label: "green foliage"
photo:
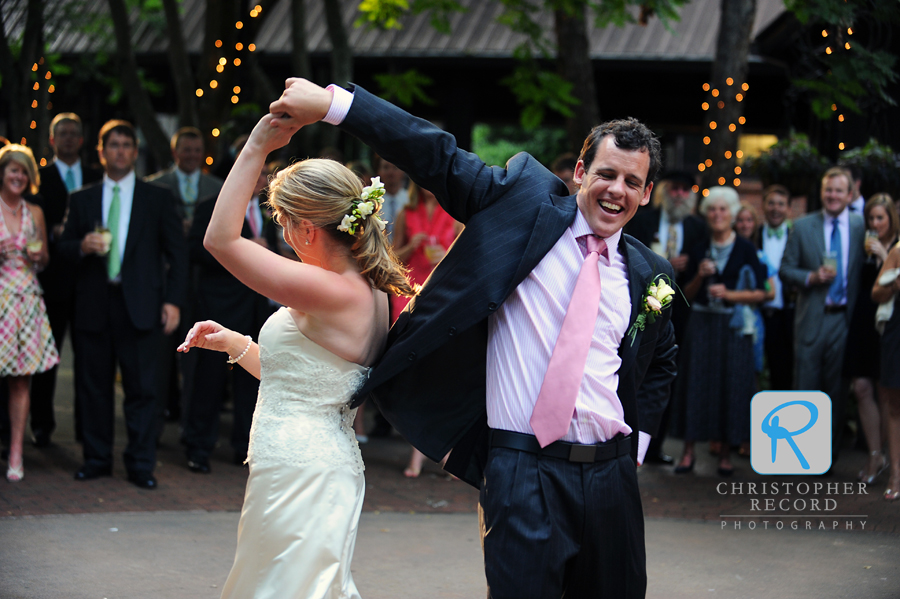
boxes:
[356,0,411,30]
[412,0,467,34]
[373,69,436,106]
[785,0,899,120]
[743,132,830,198]
[839,138,900,199]
[500,60,577,129]
[471,122,569,167]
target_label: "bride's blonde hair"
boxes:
[267,158,416,297]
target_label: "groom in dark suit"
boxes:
[272,80,677,599]
[59,120,187,489]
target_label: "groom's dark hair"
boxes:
[578,118,661,187]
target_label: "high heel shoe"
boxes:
[858,451,889,485]
[885,487,900,502]
[674,456,695,474]
[6,462,24,483]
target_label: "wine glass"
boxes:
[706,246,724,310]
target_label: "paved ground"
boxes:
[1,343,899,597]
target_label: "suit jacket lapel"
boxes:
[510,194,578,287]
[619,237,652,369]
[813,212,827,260]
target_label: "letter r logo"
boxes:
[751,391,832,475]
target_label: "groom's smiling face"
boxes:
[574,136,653,239]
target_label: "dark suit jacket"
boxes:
[780,210,865,345]
[341,86,678,487]
[57,178,188,332]
[35,162,103,301]
[189,195,273,331]
[145,166,224,223]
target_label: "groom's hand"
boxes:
[269,78,333,127]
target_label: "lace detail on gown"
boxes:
[247,308,369,476]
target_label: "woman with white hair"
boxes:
[671,186,767,477]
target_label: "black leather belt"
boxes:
[824,305,846,314]
[490,430,631,463]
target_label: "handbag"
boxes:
[875,268,900,335]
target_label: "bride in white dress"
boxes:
[177,113,415,599]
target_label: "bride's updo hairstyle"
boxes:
[267,158,416,297]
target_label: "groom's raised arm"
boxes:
[271,79,518,225]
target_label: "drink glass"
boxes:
[822,251,838,274]
[95,222,112,255]
[865,230,879,257]
[706,247,725,310]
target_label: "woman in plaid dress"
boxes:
[0,144,57,482]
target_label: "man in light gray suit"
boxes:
[780,167,865,462]
[146,127,223,429]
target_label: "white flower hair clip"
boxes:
[337,176,387,236]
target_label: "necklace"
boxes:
[1,199,23,216]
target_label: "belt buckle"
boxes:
[569,444,596,463]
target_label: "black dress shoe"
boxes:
[75,465,113,481]
[127,470,158,489]
[644,453,675,465]
[31,430,52,448]
[674,458,695,474]
[187,457,211,474]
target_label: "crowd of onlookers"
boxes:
[2,113,899,501]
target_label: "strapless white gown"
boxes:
[221,307,369,599]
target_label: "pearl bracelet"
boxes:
[227,335,253,365]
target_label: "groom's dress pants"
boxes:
[479,431,646,599]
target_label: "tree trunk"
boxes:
[107,0,172,168]
[162,0,199,129]
[701,0,756,191]
[291,0,316,157]
[0,0,44,148]
[555,5,600,153]
[322,0,353,150]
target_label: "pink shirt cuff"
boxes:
[323,84,354,125]
[636,431,651,465]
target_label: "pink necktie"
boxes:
[530,235,608,447]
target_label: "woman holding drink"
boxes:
[0,144,57,482]
[846,194,898,485]
[391,182,462,477]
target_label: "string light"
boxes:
[822,30,828,37]
[196,89,204,97]
[32,82,39,90]
[717,101,725,109]
[703,136,711,145]
[206,157,214,165]
[702,83,710,91]
[44,71,51,79]
[847,27,853,35]
[839,142,845,150]
[254,4,262,11]
[46,102,52,110]
[215,39,223,48]
[248,44,256,52]
[30,121,37,129]
[216,65,224,73]
[729,123,736,132]
[724,151,733,159]
[698,164,706,172]
[709,121,717,130]
[838,114,845,122]
[40,158,47,166]
[726,77,733,86]
[20,137,26,145]
[736,93,743,102]
[733,178,741,187]
[231,95,239,104]
[736,150,743,158]
[692,185,699,193]
[831,104,837,111]
[250,8,258,17]
[212,128,220,137]
[31,100,38,108]
[845,42,851,50]
[734,166,742,175]
[702,189,710,197]
[233,58,242,66]
[702,102,709,110]
[738,116,746,124]
[705,159,713,167]
[741,83,749,91]
[31,63,38,71]
[233,86,241,94]
[235,21,243,29]
[826,47,832,54]
[711,89,720,97]
[718,177,726,185]
[210,80,218,89]
[219,58,227,66]
[236,42,243,51]
[48,84,55,93]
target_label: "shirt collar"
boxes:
[571,209,623,253]
[104,170,136,193]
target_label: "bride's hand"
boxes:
[245,113,300,156]
[177,320,239,354]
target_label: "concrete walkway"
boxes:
[2,510,899,599]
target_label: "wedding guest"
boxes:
[871,235,900,501]
[372,155,408,240]
[59,120,187,489]
[30,113,103,447]
[550,152,579,195]
[845,193,897,485]
[757,185,795,391]
[672,187,766,476]
[392,182,463,476]
[0,144,57,482]
[734,202,776,375]
[146,127,224,429]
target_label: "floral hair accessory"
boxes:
[625,274,677,345]
[337,176,387,235]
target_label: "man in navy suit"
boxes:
[271,80,677,599]
[58,120,187,489]
[30,113,103,446]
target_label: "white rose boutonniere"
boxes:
[626,274,677,345]
[337,177,387,236]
